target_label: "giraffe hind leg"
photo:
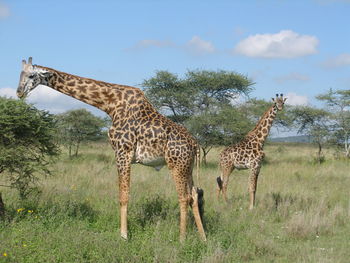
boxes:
[218,167,233,202]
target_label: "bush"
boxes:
[0,97,59,198]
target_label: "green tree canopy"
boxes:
[142,69,254,123]
[185,70,254,112]
[0,97,59,198]
[56,109,107,157]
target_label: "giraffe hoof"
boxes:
[121,232,128,240]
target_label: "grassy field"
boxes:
[1,142,349,263]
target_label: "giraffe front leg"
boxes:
[115,151,133,240]
[248,166,260,210]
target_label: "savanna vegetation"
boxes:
[0,68,349,262]
[0,142,349,262]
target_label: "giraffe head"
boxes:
[17,57,52,98]
[272,93,287,111]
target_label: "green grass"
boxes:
[1,142,349,262]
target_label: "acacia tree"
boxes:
[143,71,193,123]
[142,69,254,163]
[291,106,331,163]
[143,69,253,122]
[56,109,106,157]
[184,70,253,113]
[0,97,59,199]
[316,89,350,158]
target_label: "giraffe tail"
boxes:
[195,146,205,222]
[196,146,201,187]
[217,176,223,191]
[197,187,204,222]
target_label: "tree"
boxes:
[142,69,254,123]
[291,106,331,163]
[184,69,254,113]
[143,71,193,123]
[0,97,59,199]
[316,89,350,158]
[143,69,254,163]
[56,109,107,157]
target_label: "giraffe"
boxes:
[217,94,286,209]
[16,57,206,241]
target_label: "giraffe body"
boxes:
[17,57,206,241]
[217,94,286,209]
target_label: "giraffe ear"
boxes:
[284,98,287,102]
[272,98,275,102]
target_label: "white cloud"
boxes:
[0,86,82,114]
[127,36,215,55]
[186,36,215,55]
[0,87,16,98]
[285,92,309,106]
[321,53,350,69]
[27,85,62,102]
[234,30,319,58]
[0,2,10,19]
[274,72,310,84]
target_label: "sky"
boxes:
[1,0,350,136]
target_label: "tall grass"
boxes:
[1,142,349,262]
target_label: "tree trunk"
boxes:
[202,152,208,166]
[0,192,5,219]
[69,144,72,158]
[317,142,323,164]
[201,147,212,166]
[75,141,80,157]
[345,139,350,158]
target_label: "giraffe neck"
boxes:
[36,65,133,116]
[249,104,277,147]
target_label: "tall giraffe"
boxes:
[17,57,206,241]
[217,94,286,209]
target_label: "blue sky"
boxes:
[1,0,350,134]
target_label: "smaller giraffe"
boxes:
[217,94,287,209]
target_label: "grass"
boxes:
[1,142,349,262]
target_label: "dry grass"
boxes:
[1,142,350,262]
